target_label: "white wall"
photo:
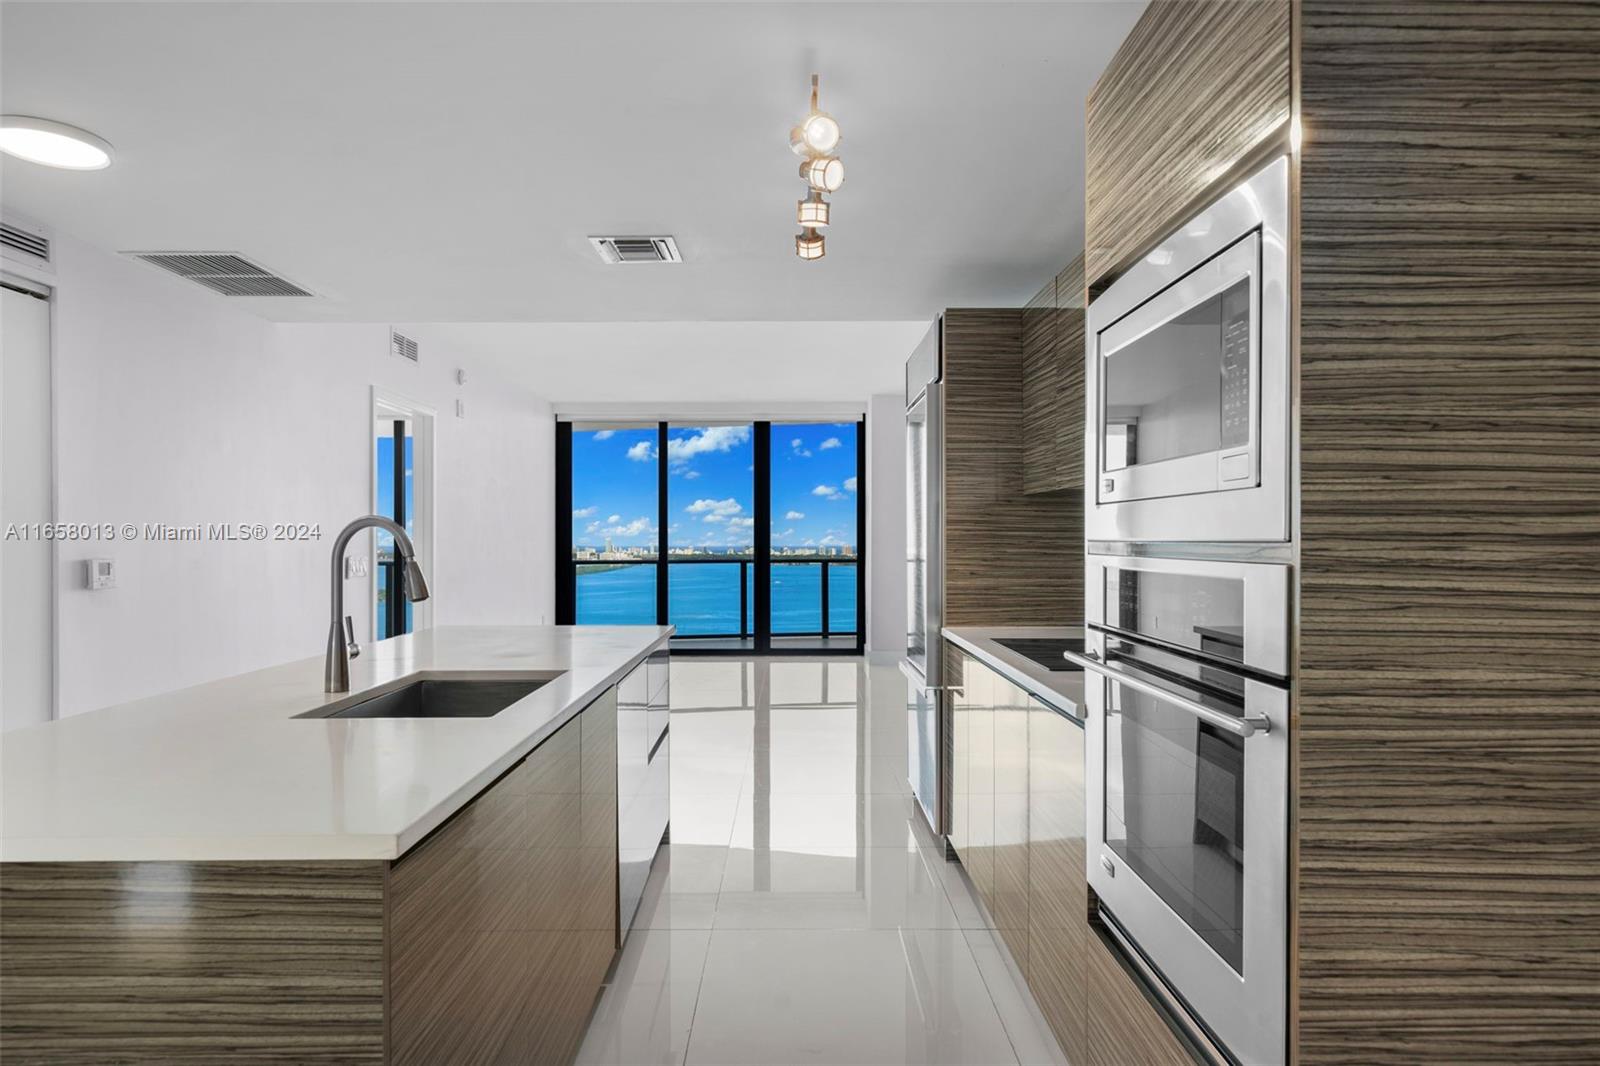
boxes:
[47,234,553,717]
[866,392,906,657]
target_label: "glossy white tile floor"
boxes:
[577,658,1069,1066]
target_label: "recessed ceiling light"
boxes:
[0,116,114,170]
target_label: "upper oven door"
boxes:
[1085,155,1290,544]
[1098,232,1260,506]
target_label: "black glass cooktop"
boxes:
[993,637,1085,672]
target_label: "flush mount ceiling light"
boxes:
[789,74,845,260]
[795,228,826,260]
[0,116,113,170]
[797,189,830,228]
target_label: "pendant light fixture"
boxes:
[797,189,830,228]
[795,228,826,260]
[790,75,844,260]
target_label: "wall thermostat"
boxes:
[86,558,116,590]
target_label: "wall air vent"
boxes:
[391,329,419,363]
[588,235,683,265]
[1,218,51,268]
[123,252,314,296]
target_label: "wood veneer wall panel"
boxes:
[0,860,387,1063]
[1295,2,1600,1060]
[942,309,1082,629]
[1085,0,1291,287]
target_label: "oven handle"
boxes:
[1064,650,1270,738]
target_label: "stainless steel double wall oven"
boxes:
[1080,156,1293,1066]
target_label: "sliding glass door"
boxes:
[557,418,865,654]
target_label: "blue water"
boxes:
[577,562,857,636]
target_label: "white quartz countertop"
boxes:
[942,626,1085,720]
[1,625,672,863]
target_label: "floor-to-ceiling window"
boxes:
[557,418,864,653]
[568,423,660,624]
[667,423,755,639]
[769,422,862,652]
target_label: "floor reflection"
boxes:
[576,657,1064,1066]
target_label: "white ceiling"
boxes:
[1,1,1143,323]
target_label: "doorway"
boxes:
[1,275,54,729]
[371,389,434,640]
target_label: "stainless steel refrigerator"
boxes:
[903,321,946,836]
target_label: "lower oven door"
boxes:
[1076,636,1288,1065]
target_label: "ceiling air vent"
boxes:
[123,252,314,296]
[589,235,683,265]
[1,218,51,267]
[390,329,419,363]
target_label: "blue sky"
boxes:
[572,423,858,551]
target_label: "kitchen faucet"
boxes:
[326,514,430,692]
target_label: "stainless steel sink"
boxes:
[297,674,559,719]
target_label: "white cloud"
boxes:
[609,516,653,537]
[774,528,794,539]
[844,476,858,493]
[667,425,750,465]
[607,514,622,524]
[790,437,803,448]
[790,436,812,458]
[704,514,727,523]
[820,534,844,546]
[729,516,754,529]
[686,498,743,516]
[572,506,597,518]
[785,510,805,520]
[819,437,842,450]
[812,484,845,501]
[626,440,654,462]
[585,521,600,534]
[591,429,615,441]
[683,469,701,480]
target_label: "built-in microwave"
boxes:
[1085,155,1291,543]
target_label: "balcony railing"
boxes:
[573,555,857,640]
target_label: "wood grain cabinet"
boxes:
[1085,930,1194,1066]
[1084,1,1600,1060]
[389,687,618,1066]
[1084,0,1291,288]
[1026,693,1088,1065]
[1020,256,1086,497]
[0,685,633,1066]
[952,652,1102,1065]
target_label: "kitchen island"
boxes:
[0,625,672,1064]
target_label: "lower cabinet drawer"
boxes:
[1085,929,1196,1066]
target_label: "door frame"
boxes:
[370,387,435,639]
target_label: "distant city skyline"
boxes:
[570,422,858,554]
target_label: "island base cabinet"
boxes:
[389,687,618,1066]
[0,860,388,1064]
[0,688,625,1066]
